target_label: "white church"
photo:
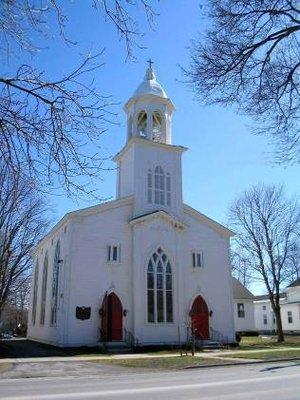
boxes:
[27,64,236,348]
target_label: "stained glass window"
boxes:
[147,249,173,323]
[32,262,39,325]
[51,241,61,326]
[40,253,48,325]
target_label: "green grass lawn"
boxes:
[97,356,234,370]
[224,350,300,360]
[239,335,300,350]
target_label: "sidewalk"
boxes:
[1,346,300,364]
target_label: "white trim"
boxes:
[32,196,134,255]
[130,210,186,231]
[113,136,187,163]
[183,204,234,237]
[124,93,175,113]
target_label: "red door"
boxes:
[190,295,209,339]
[101,293,123,341]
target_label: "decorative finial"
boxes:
[145,58,155,80]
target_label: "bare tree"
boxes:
[0,0,158,197]
[229,184,299,342]
[184,0,300,164]
[0,163,48,322]
[1,1,157,60]
[0,55,114,197]
[1,275,31,333]
[286,242,300,281]
[231,250,253,288]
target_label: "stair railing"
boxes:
[124,328,138,350]
[209,327,229,349]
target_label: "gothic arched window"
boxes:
[147,169,152,203]
[152,111,162,142]
[166,172,171,206]
[32,261,39,325]
[51,241,61,326]
[147,248,173,323]
[137,111,147,138]
[40,252,48,325]
[154,166,165,205]
[147,166,171,206]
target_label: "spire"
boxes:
[145,59,155,80]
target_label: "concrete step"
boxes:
[99,341,132,354]
[196,340,223,349]
[105,341,128,348]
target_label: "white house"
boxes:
[27,65,236,348]
[254,278,300,334]
[232,277,255,334]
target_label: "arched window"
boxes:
[166,173,171,206]
[147,166,171,206]
[137,111,147,137]
[40,252,48,325]
[147,248,173,323]
[154,166,165,205]
[51,241,60,326]
[31,261,39,325]
[152,111,162,142]
[147,169,152,203]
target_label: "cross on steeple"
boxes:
[147,58,154,69]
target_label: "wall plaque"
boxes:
[76,306,91,320]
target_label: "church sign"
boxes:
[76,306,91,320]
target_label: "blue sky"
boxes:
[7,1,299,293]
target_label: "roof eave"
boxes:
[113,137,187,163]
[183,204,235,237]
[124,94,175,113]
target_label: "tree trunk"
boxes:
[274,306,284,342]
[0,307,3,332]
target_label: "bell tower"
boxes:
[125,61,174,145]
[113,63,186,218]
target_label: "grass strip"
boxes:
[97,356,235,369]
[223,350,300,360]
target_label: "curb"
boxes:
[184,357,300,370]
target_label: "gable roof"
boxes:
[183,204,235,238]
[232,277,255,300]
[287,278,300,288]
[33,195,134,254]
[254,293,286,301]
[129,210,186,230]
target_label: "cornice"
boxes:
[113,137,187,163]
[129,210,186,231]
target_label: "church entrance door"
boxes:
[190,295,209,340]
[101,293,123,341]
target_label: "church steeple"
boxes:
[124,62,175,145]
[114,63,186,218]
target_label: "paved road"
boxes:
[0,361,300,400]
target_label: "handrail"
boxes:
[210,327,229,348]
[186,326,206,351]
[124,328,138,350]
